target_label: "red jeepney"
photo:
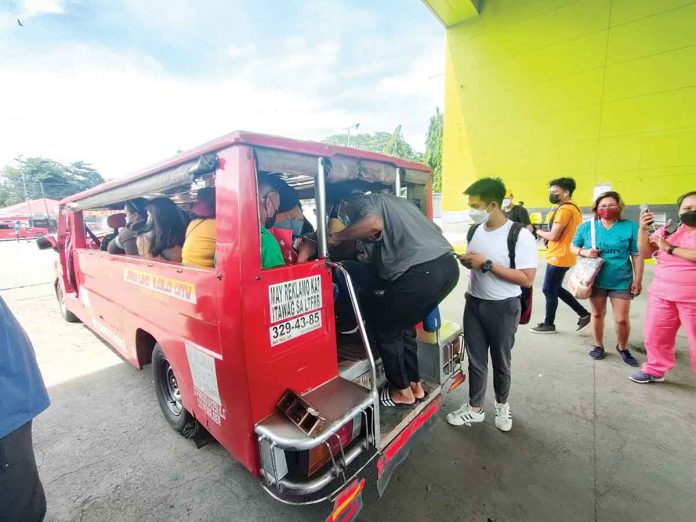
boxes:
[38,131,462,516]
[0,219,49,240]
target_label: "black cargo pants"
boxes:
[370,253,459,390]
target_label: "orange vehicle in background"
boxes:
[37,131,463,518]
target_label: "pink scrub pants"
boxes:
[642,293,696,377]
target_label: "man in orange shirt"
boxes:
[532,178,591,334]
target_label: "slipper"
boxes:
[380,387,415,409]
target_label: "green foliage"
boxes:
[322,126,423,162]
[0,157,104,207]
[424,108,443,193]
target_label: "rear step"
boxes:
[339,357,440,450]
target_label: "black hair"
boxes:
[677,191,696,207]
[326,181,369,205]
[549,177,576,196]
[125,197,148,219]
[258,173,300,213]
[144,197,187,257]
[195,187,216,216]
[463,177,506,206]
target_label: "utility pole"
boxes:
[39,182,53,231]
[20,169,34,225]
[343,123,360,147]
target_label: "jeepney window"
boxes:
[73,173,216,265]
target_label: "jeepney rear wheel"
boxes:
[56,282,80,323]
[153,343,200,438]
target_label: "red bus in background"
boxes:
[37,131,462,517]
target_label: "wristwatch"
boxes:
[667,245,677,255]
[481,260,493,273]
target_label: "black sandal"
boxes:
[380,387,415,409]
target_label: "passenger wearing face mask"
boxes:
[447,178,537,432]
[264,173,314,237]
[502,193,533,233]
[257,174,316,268]
[182,187,216,268]
[533,177,591,334]
[629,190,696,384]
[107,198,149,255]
[570,192,642,365]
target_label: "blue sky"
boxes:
[0,0,444,179]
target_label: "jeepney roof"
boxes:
[61,131,431,208]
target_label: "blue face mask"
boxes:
[274,217,304,236]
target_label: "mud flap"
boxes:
[326,478,365,522]
[376,398,441,497]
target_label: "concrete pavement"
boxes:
[1,240,694,521]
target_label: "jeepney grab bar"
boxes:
[326,261,380,448]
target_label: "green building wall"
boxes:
[436,0,696,214]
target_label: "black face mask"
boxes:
[549,194,562,205]
[680,210,696,227]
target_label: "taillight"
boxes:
[308,419,356,475]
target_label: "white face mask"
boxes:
[468,208,490,225]
[502,199,511,208]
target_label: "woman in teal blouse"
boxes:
[571,192,644,365]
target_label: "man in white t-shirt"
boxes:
[447,178,538,432]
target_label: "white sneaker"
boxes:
[494,402,512,432]
[446,404,485,426]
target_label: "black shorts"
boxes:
[591,287,633,300]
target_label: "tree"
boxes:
[424,108,444,193]
[383,125,422,162]
[322,127,423,162]
[0,157,104,207]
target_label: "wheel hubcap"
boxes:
[163,362,183,416]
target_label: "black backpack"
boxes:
[466,222,533,324]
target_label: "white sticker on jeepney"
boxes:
[268,275,323,346]
[123,268,197,304]
[80,286,91,309]
[185,342,226,426]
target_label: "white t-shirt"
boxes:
[467,220,538,300]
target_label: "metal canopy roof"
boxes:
[61,131,431,208]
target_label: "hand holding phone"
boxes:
[639,203,656,232]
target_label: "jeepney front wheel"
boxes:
[56,282,80,323]
[153,343,200,438]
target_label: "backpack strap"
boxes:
[466,223,481,244]
[507,222,524,269]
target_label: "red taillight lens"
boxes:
[308,419,355,475]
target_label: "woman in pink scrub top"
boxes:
[630,191,696,384]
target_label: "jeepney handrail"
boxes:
[326,260,381,449]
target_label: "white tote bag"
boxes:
[567,219,605,299]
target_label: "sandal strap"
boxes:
[380,387,396,407]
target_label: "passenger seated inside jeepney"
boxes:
[258,174,315,267]
[182,187,216,268]
[137,197,188,262]
[107,198,149,255]
[263,172,314,237]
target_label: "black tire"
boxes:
[152,343,200,438]
[56,282,80,323]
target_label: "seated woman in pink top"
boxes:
[630,191,696,383]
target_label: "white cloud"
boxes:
[21,0,65,17]
[0,6,444,180]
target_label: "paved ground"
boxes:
[2,239,695,522]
